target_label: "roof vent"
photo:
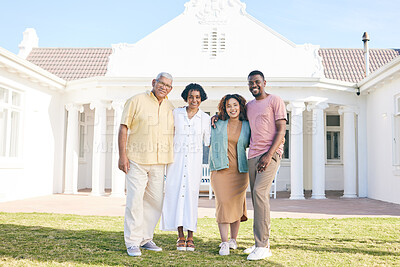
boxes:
[202,29,226,59]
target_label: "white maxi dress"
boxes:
[160,107,211,232]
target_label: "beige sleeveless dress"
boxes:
[211,120,249,223]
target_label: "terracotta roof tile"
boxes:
[26,48,112,81]
[26,47,400,83]
[319,48,400,83]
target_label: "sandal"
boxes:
[186,237,195,251]
[177,237,186,251]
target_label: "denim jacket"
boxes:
[209,119,251,173]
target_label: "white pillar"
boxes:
[64,103,84,194]
[110,100,126,197]
[307,102,329,199]
[357,101,368,197]
[90,100,110,196]
[287,101,305,200]
[339,106,358,198]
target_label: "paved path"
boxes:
[1,192,400,219]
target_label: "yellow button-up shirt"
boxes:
[121,91,175,164]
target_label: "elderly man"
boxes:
[118,72,174,257]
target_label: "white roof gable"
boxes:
[107,0,324,78]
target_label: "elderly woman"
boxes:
[209,94,251,256]
[160,83,211,252]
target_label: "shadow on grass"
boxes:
[0,224,282,266]
[274,239,399,257]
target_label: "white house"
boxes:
[1,0,399,204]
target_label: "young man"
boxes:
[244,70,287,260]
[118,72,174,257]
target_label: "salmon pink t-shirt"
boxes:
[247,94,287,159]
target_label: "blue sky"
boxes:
[1,0,399,55]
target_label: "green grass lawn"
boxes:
[0,213,399,266]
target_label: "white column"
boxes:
[110,100,126,197]
[307,102,329,199]
[90,100,110,196]
[64,103,84,194]
[357,102,368,197]
[287,101,305,200]
[339,106,358,198]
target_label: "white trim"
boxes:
[358,55,400,93]
[0,47,66,90]
[65,76,357,92]
[393,113,400,167]
[395,94,400,116]
[325,113,342,164]
[0,86,24,163]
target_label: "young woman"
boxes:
[209,94,251,256]
[160,83,211,251]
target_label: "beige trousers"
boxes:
[248,152,281,247]
[124,160,165,248]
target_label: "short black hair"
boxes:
[248,70,265,80]
[181,83,208,102]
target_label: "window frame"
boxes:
[325,113,342,164]
[0,85,24,168]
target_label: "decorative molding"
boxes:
[90,100,112,111]
[287,101,305,112]
[184,0,246,25]
[338,105,359,115]
[307,102,329,112]
[65,103,84,113]
[111,100,125,110]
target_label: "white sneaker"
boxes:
[247,247,272,261]
[219,242,230,256]
[228,239,237,249]
[243,245,255,254]
[140,240,162,251]
[127,246,141,257]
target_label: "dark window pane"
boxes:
[327,131,340,160]
[283,129,289,159]
[326,115,340,126]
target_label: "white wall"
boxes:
[0,70,64,202]
[366,77,400,204]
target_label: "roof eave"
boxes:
[0,47,66,91]
[65,76,356,93]
[358,56,400,93]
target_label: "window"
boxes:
[78,112,86,160]
[326,114,341,161]
[0,87,23,158]
[282,113,290,159]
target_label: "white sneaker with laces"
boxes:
[140,240,162,251]
[243,245,255,254]
[219,242,230,256]
[247,247,272,261]
[228,239,237,249]
[127,246,141,257]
